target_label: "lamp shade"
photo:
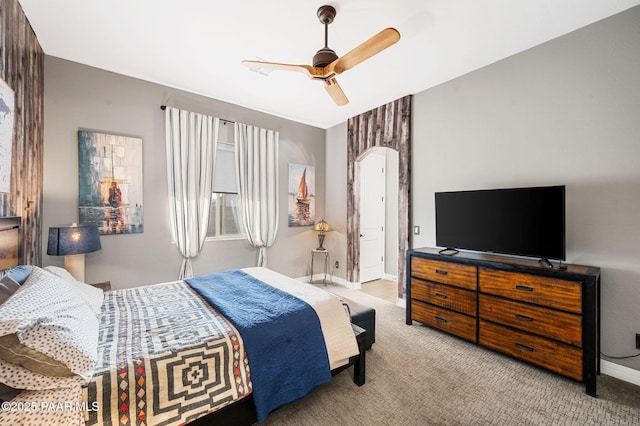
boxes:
[47,224,102,256]
[313,219,332,234]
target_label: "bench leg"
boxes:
[352,324,366,386]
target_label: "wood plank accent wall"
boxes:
[0,0,45,265]
[347,95,411,299]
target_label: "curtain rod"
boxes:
[160,105,235,124]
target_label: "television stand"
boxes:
[406,247,600,397]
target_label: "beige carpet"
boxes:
[262,287,640,425]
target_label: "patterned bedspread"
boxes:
[83,281,252,426]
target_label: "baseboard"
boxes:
[297,274,357,289]
[601,359,640,387]
[383,273,397,281]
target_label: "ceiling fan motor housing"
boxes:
[313,47,339,68]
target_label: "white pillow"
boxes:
[43,266,104,316]
[0,267,99,387]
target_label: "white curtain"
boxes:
[234,122,279,267]
[165,107,219,279]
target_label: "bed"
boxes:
[0,221,363,425]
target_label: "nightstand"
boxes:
[310,249,331,285]
[90,281,111,292]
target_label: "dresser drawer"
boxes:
[479,294,582,347]
[411,278,477,316]
[411,300,477,342]
[479,268,582,314]
[479,320,582,381]
[411,258,477,290]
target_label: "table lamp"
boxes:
[47,223,101,282]
[313,219,332,251]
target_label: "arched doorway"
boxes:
[358,148,399,286]
[346,95,411,299]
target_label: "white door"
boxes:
[359,152,385,283]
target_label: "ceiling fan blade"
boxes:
[324,77,349,106]
[241,60,319,78]
[331,28,400,74]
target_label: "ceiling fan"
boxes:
[242,5,400,106]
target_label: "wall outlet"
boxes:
[335,261,339,269]
[636,333,640,350]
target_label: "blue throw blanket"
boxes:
[186,269,331,422]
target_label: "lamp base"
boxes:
[64,254,86,282]
[316,234,326,251]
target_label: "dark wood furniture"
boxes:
[406,247,600,397]
[0,216,21,269]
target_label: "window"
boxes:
[207,193,244,238]
[207,123,245,239]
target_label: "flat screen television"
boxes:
[435,185,565,261]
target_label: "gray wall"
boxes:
[43,57,326,289]
[409,7,640,371]
[323,122,348,281]
[322,6,640,372]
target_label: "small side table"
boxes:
[310,249,331,285]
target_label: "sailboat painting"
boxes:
[288,163,315,227]
[78,130,143,235]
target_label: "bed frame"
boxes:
[0,217,366,425]
[0,216,21,270]
[189,324,366,426]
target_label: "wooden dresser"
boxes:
[406,248,600,397]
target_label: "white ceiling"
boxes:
[18,0,640,129]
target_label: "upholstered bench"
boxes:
[340,297,375,350]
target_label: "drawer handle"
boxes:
[515,284,534,292]
[435,269,448,275]
[515,313,533,322]
[516,342,534,352]
[435,315,448,323]
[435,292,448,299]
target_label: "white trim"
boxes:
[397,297,407,309]
[600,360,640,387]
[383,273,397,281]
[346,280,361,290]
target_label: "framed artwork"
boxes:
[78,130,144,234]
[288,163,315,227]
[0,78,14,194]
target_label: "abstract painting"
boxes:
[0,78,14,193]
[78,130,143,234]
[288,163,315,227]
